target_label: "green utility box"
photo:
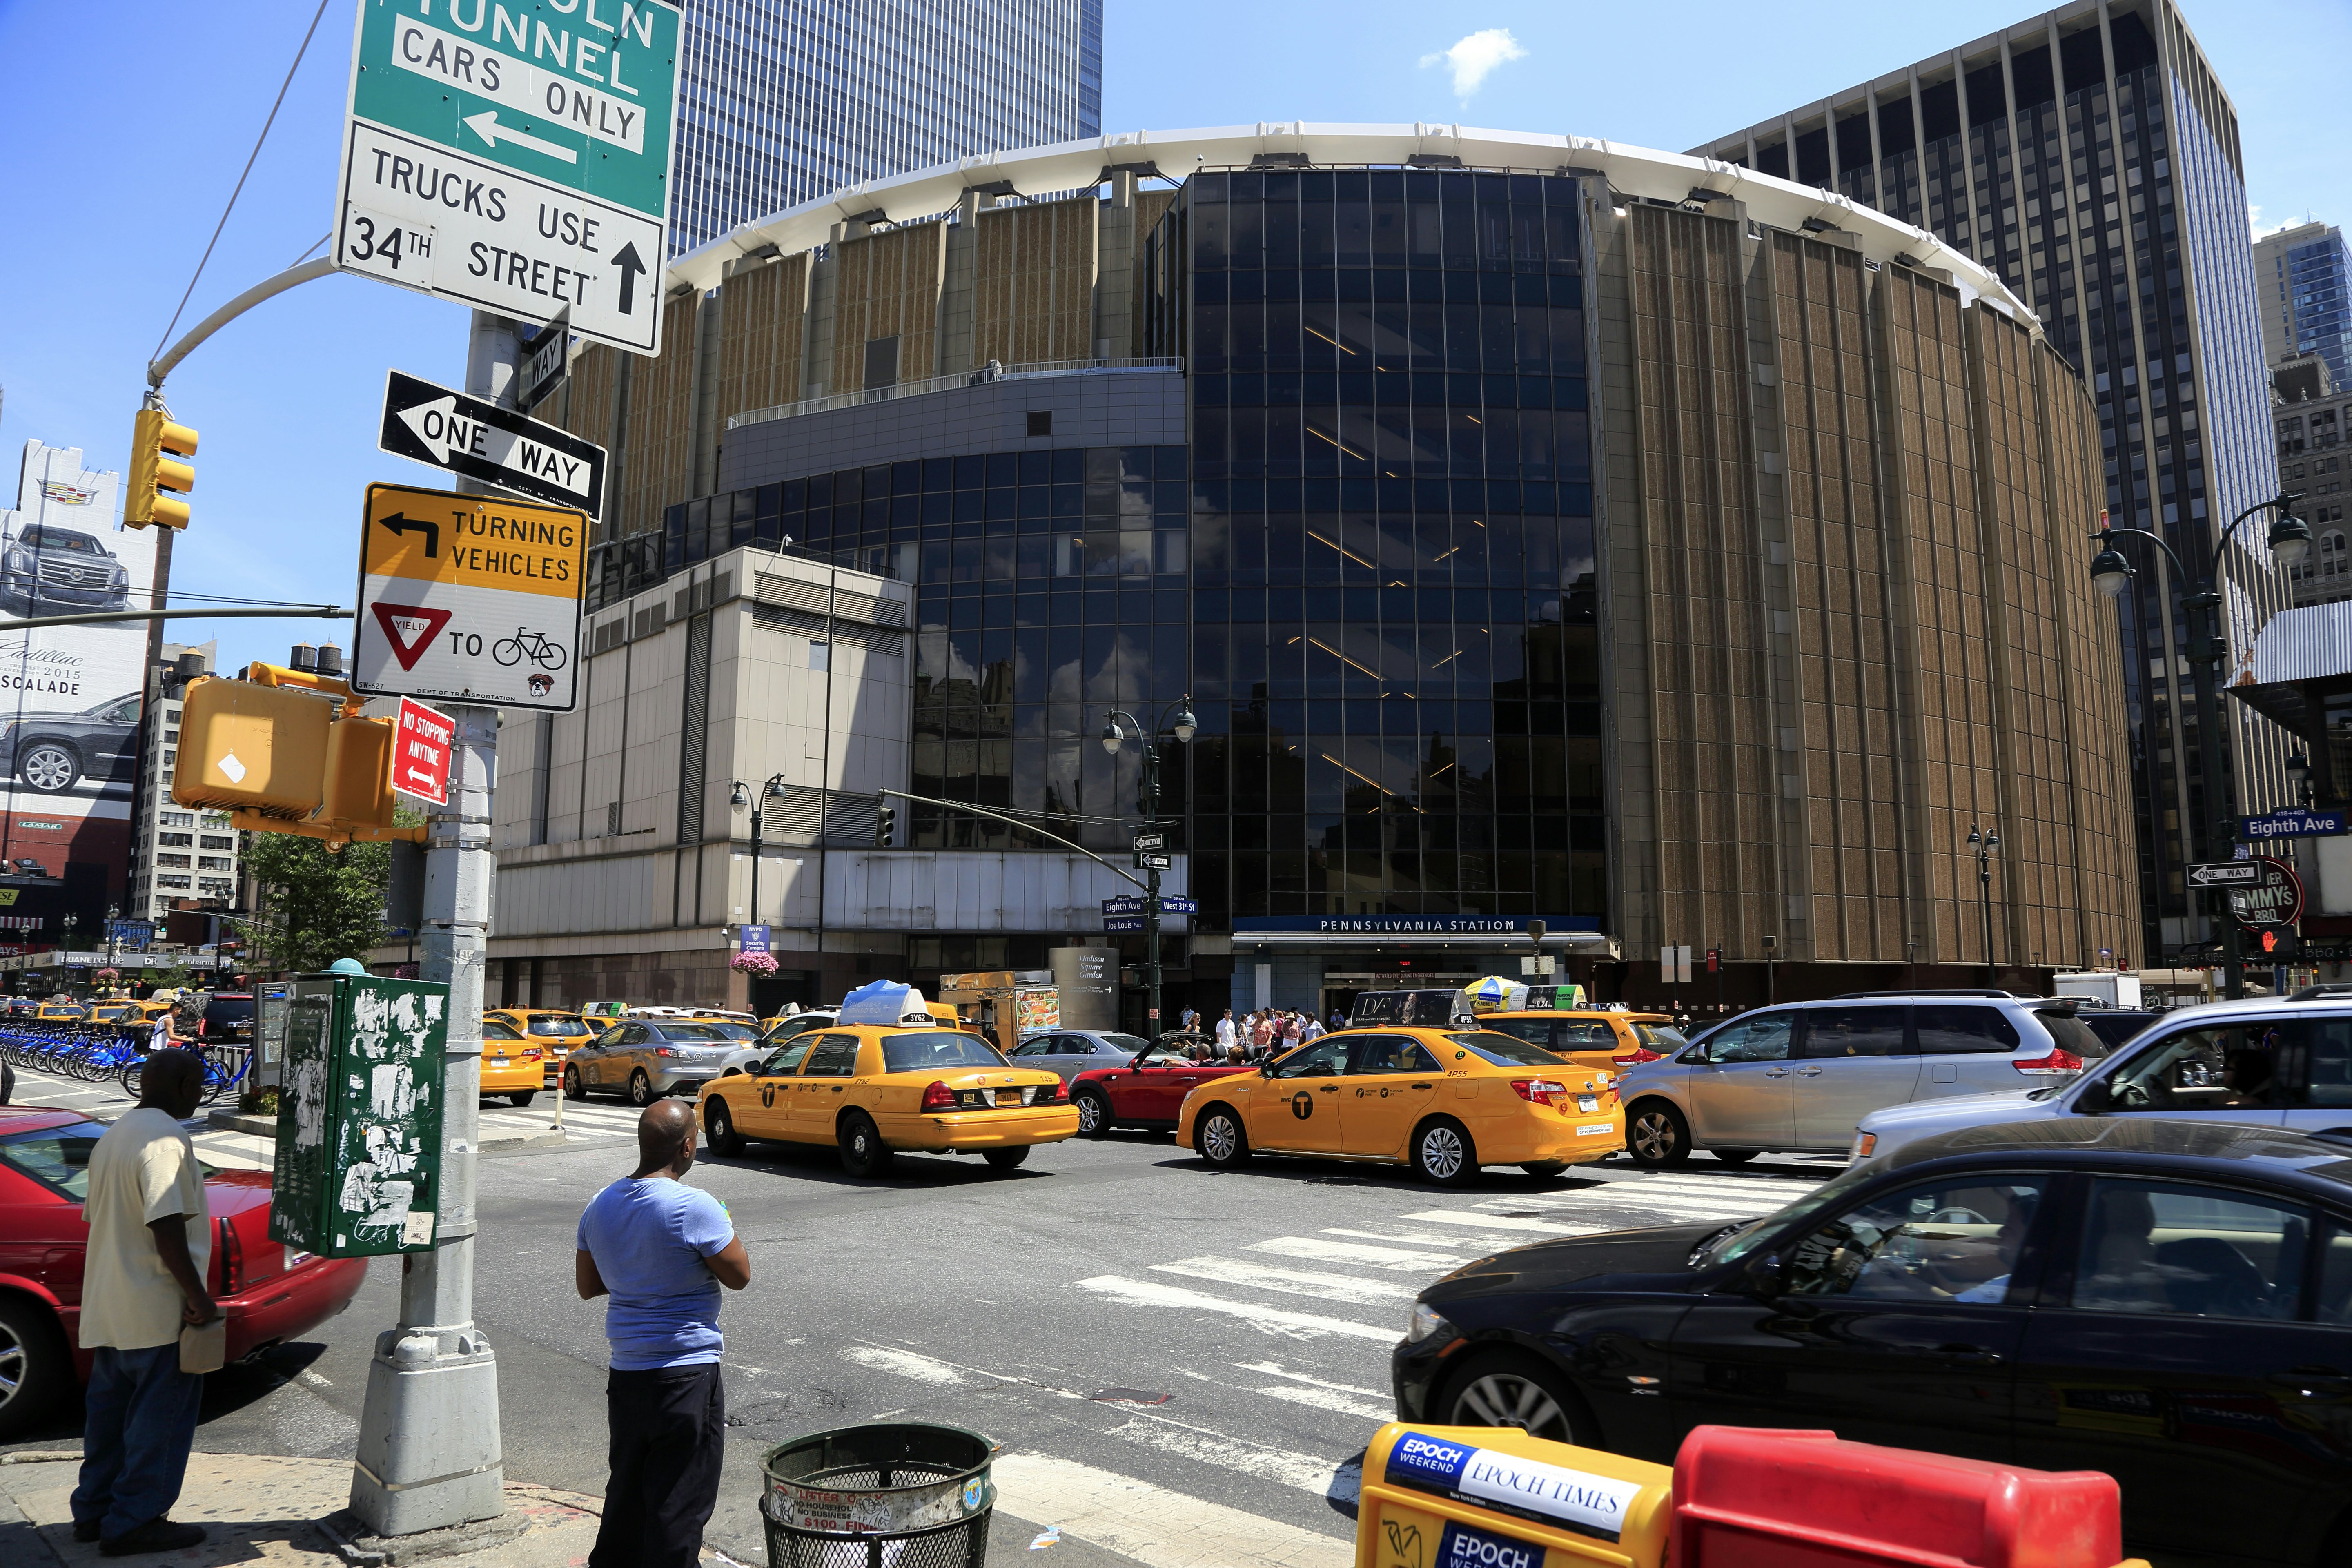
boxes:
[270,972,450,1259]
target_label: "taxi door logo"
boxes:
[760,1083,777,1108]
[1291,1090,1314,1119]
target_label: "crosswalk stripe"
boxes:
[1400,1209,1600,1236]
[842,1345,974,1385]
[1501,1190,1784,1221]
[1247,1382,1393,1421]
[1234,1361,1390,1401]
[1149,1256,1417,1307]
[991,1452,1352,1568]
[1250,1236,1468,1270]
[1074,1275,1396,1342]
[1100,1414,1356,1497]
[1319,1227,1470,1249]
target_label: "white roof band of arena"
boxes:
[666,122,2036,330]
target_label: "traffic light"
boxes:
[125,408,198,529]
[317,715,398,839]
[875,795,896,847]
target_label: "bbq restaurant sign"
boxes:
[332,0,683,355]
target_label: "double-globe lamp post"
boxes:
[728,773,788,933]
[1966,826,2000,987]
[2089,494,2310,1000]
[1100,698,1196,1041]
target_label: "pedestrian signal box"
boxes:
[270,972,449,1260]
[173,676,334,819]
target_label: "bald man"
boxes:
[71,1050,214,1556]
[576,1098,750,1568]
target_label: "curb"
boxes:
[201,1116,568,1154]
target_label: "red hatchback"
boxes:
[0,1105,368,1438]
[1070,1043,1265,1136]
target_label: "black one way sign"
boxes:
[378,369,606,521]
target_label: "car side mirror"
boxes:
[2075,1076,2111,1113]
[1258,1062,1276,1077]
[1744,1252,1784,1297]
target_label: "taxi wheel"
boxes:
[838,1113,895,1177]
[1436,1351,1593,1448]
[627,1070,657,1107]
[1626,1100,1692,1168]
[562,1066,587,1100]
[704,1098,746,1157]
[982,1146,1029,1171]
[506,1092,536,1108]
[1412,1118,1478,1186]
[1195,1107,1250,1167]
[1073,1087,1113,1137]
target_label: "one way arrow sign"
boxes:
[2187,861,2264,888]
[378,369,607,521]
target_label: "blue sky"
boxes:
[0,0,2340,675]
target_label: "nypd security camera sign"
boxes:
[332,0,682,356]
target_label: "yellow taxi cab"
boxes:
[89,1000,139,1025]
[696,982,1076,1176]
[484,1008,597,1080]
[478,1017,545,1106]
[1477,1009,1689,1077]
[1174,1025,1624,1184]
[34,998,86,1021]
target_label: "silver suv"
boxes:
[1854,988,2352,1163]
[1616,991,2103,1166]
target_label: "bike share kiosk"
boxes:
[270,970,449,1258]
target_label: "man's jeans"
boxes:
[71,1343,203,1538]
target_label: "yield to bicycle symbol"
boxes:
[491,627,568,672]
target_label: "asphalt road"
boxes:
[5,1067,1840,1568]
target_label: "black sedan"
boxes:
[1394,1119,2352,1567]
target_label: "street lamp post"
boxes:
[728,774,788,931]
[1967,826,2000,987]
[2091,493,2310,1000]
[105,902,119,974]
[1100,698,1197,1041]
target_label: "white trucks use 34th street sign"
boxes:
[332,0,682,356]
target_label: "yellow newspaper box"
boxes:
[1359,1424,1672,1568]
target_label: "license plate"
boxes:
[1577,1095,1599,1113]
[1576,1122,1615,1137]
[995,1089,1022,1106]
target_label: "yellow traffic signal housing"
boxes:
[317,715,398,840]
[173,676,333,818]
[126,408,198,529]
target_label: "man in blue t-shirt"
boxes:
[576,1098,751,1568]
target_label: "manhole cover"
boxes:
[1091,1388,1172,1405]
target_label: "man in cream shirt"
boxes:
[72,1051,215,1557]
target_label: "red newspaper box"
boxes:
[1672,1428,2135,1568]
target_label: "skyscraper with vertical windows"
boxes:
[666,0,1104,256]
[1694,0,2287,965]
[2256,221,2352,392]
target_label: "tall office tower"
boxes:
[2256,222,2352,390]
[667,0,1105,255]
[1695,0,2286,963]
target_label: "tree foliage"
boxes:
[240,834,391,975]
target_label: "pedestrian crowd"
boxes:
[1169,1006,1332,1062]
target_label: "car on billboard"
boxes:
[0,693,141,794]
[0,523,133,617]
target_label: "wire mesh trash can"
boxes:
[762,1423,996,1568]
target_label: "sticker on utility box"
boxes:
[1385,1431,1644,1540]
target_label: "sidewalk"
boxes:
[0,1451,646,1567]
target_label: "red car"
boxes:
[1069,1043,1266,1136]
[0,1105,369,1439]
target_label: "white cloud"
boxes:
[1419,29,1528,100]
[2250,203,2314,240]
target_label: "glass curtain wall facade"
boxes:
[670,0,1104,255]
[1140,169,1603,931]
[2256,225,2352,394]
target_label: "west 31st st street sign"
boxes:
[332,0,682,355]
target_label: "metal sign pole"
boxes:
[348,313,512,1538]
